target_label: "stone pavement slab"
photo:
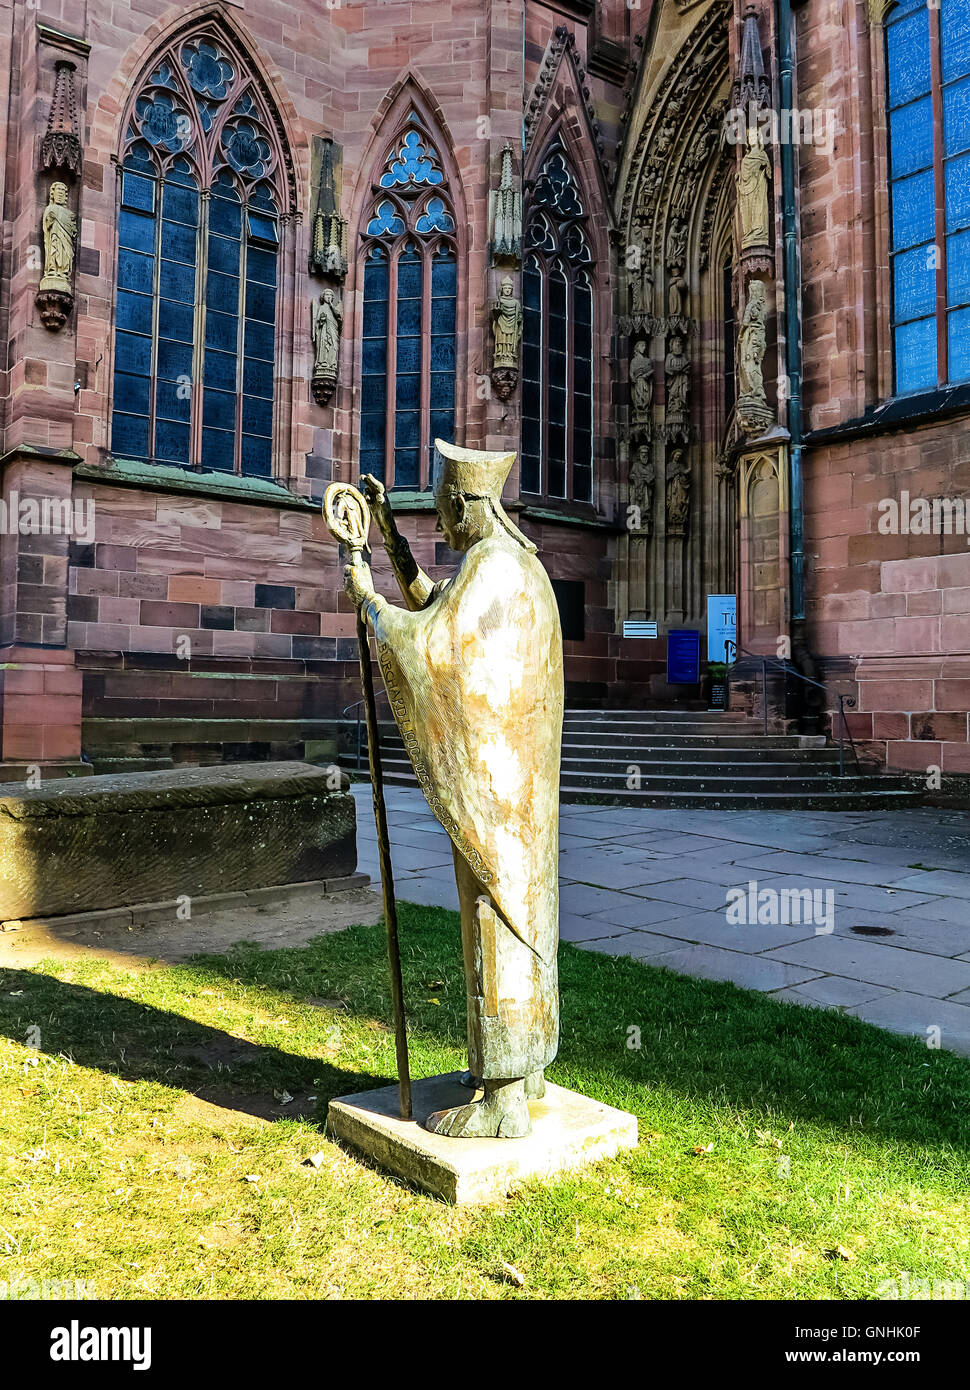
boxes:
[770,975,895,1010]
[845,992,970,1056]
[645,944,822,993]
[351,785,970,1055]
[763,936,970,998]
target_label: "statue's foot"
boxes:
[425,1080,531,1138]
[524,1068,545,1100]
[460,1070,483,1090]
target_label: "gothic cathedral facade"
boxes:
[0,0,967,790]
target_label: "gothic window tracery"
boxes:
[111,29,289,476]
[887,0,970,393]
[521,145,594,502]
[359,113,457,489]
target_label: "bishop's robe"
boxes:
[365,531,563,1080]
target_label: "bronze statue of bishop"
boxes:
[343,442,563,1138]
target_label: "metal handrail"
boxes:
[342,691,389,770]
[724,640,862,778]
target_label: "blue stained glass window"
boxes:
[113,45,284,474]
[202,427,235,473]
[895,317,938,393]
[116,331,152,377]
[394,245,423,485]
[118,249,154,294]
[379,128,443,188]
[158,298,193,343]
[117,290,153,336]
[122,171,155,213]
[948,305,970,376]
[155,419,191,465]
[112,412,150,457]
[943,0,970,85]
[119,209,155,253]
[889,98,935,179]
[360,137,458,485]
[521,258,542,494]
[894,244,937,319]
[886,2,970,389]
[521,147,596,500]
[360,247,389,482]
[948,229,970,304]
[161,219,197,264]
[241,433,271,477]
[366,201,405,237]
[946,152,970,229]
[890,170,936,249]
[888,9,932,108]
[114,373,151,416]
[204,348,236,391]
[242,358,273,397]
[159,258,195,303]
[155,379,191,422]
[945,78,970,155]
[415,196,454,234]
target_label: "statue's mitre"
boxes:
[432,438,535,553]
[432,439,516,499]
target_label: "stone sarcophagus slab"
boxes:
[0,762,357,922]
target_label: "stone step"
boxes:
[559,757,864,780]
[559,770,915,794]
[564,708,752,720]
[558,788,922,810]
[559,745,843,764]
[358,728,829,753]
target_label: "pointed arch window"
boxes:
[111,34,289,476]
[359,114,458,489]
[521,146,594,503]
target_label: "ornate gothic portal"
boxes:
[615,0,783,670]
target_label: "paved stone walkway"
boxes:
[353,785,970,1056]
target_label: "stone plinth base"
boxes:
[326,1071,638,1204]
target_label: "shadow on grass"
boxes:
[0,966,393,1122]
[3,901,970,1154]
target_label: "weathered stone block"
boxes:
[0,761,356,921]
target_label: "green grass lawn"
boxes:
[1,903,969,1300]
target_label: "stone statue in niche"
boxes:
[629,339,654,434]
[628,232,653,325]
[736,278,773,437]
[311,286,343,406]
[490,275,522,399]
[630,442,656,533]
[737,128,771,250]
[666,448,692,538]
[664,335,691,441]
[37,180,77,330]
[345,442,563,1138]
[665,216,690,336]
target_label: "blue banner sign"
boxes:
[706,594,737,662]
[667,629,701,685]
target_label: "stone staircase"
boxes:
[339,708,924,810]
